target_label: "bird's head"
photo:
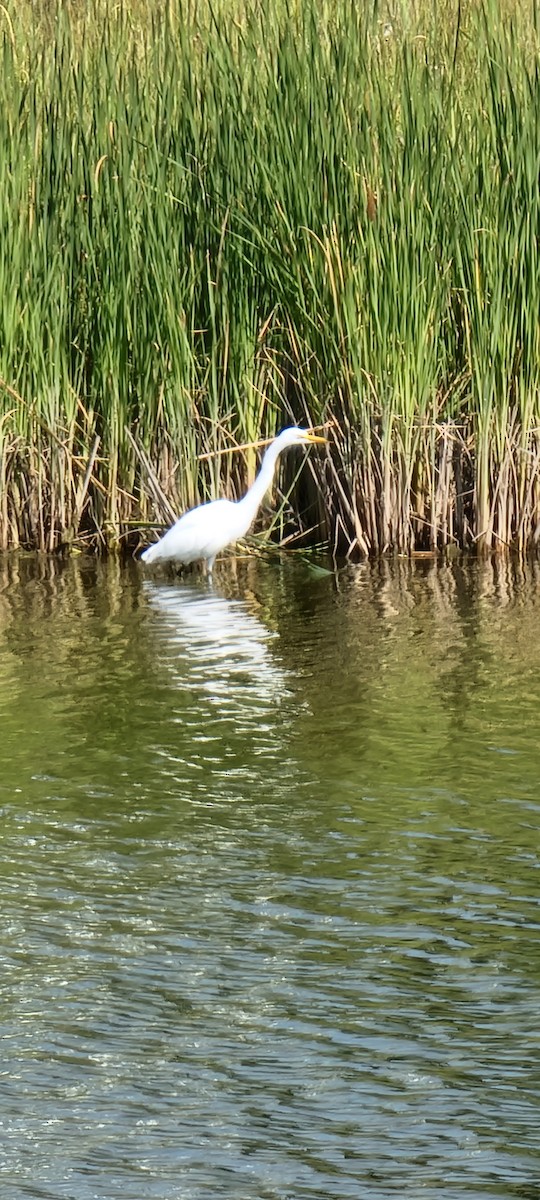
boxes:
[274,426,327,450]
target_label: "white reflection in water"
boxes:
[143,580,290,732]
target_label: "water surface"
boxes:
[1,554,539,1199]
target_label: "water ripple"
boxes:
[0,559,539,1198]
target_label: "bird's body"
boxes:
[141,426,325,574]
[141,497,251,569]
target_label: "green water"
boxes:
[1,555,539,1200]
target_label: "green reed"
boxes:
[1,0,540,555]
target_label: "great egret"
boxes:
[141,426,326,574]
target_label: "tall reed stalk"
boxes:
[1,0,540,555]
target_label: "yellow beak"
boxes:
[303,432,327,445]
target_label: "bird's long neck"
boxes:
[236,440,283,524]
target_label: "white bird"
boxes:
[140,426,326,574]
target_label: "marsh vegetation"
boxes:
[1,0,540,556]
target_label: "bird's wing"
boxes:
[150,499,237,563]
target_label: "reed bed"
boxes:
[1,0,540,556]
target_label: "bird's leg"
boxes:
[206,556,215,578]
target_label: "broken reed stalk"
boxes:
[197,424,329,461]
[1,0,540,557]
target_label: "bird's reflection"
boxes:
[143,579,288,715]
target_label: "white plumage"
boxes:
[141,426,326,574]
